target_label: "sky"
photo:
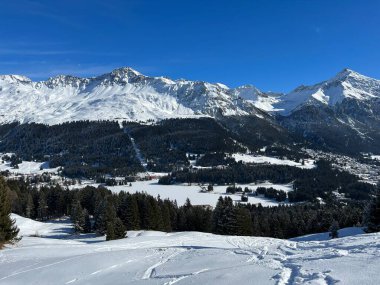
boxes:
[0,0,379,92]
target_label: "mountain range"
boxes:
[0,67,379,154]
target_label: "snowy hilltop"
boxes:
[0,214,378,285]
[0,67,379,125]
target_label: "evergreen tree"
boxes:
[71,199,86,233]
[160,203,172,232]
[83,209,92,233]
[25,193,35,219]
[212,197,225,234]
[113,218,126,239]
[329,220,340,239]
[37,191,48,221]
[125,195,140,230]
[94,200,107,235]
[106,221,115,241]
[364,184,380,233]
[235,207,253,236]
[0,177,19,246]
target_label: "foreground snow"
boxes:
[0,215,378,285]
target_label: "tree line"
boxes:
[159,160,375,202]
[2,177,379,245]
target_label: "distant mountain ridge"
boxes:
[0,67,272,124]
[0,67,379,154]
[0,67,379,125]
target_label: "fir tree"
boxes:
[235,207,253,236]
[71,199,84,232]
[212,197,225,234]
[161,203,172,232]
[25,193,34,219]
[364,184,380,233]
[0,177,19,246]
[94,200,107,235]
[37,191,48,221]
[106,221,115,241]
[329,220,340,239]
[83,209,92,233]
[113,217,126,239]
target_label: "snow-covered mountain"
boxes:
[276,68,380,115]
[0,67,379,125]
[1,67,379,154]
[278,69,380,154]
[0,67,277,125]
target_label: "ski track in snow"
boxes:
[0,215,379,284]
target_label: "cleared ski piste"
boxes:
[0,214,378,285]
[75,179,294,207]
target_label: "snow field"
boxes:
[0,215,379,285]
[0,154,59,175]
[74,179,293,207]
[232,153,316,169]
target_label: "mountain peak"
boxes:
[332,68,367,82]
[110,67,143,77]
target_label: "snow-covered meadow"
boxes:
[232,153,316,169]
[0,154,59,175]
[0,215,378,285]
[72,179,293,207]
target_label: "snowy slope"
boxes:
[276,69,380,115]
[1,215,379,285]
[0,68,275,125]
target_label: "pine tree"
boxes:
[106,221,115,241]
[161,203,172,232]
[96,197,125,240]
[83,209,92,233]
[119,194,140,230]
[71,199,85,232]
[94,200,107,235]
[0,177,19,246]
[329,220,340,239]
[235,207,253,236]
[25,193,34,219]
[113,218,126,239]
[224,198,237,235]
[37,191,48,221]
[364,184,380,233]
[212,197,225,234]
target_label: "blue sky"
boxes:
[0,0,379,92]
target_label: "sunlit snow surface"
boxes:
[72,179,293,207]
[0,160,59,175]
[232,153,316,169]
[0,215,378,285]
